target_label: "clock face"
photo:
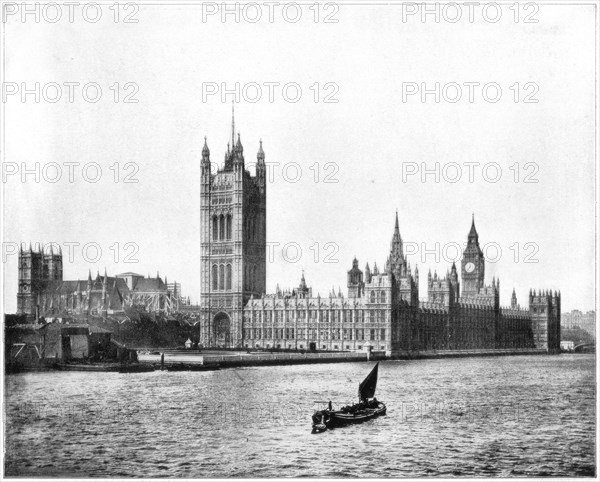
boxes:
[465,262,475,273]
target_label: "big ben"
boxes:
[461,215,485,296]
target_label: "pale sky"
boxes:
[2,3,596,313]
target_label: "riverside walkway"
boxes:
[136,347,548,369]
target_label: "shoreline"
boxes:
[6,348,576,374]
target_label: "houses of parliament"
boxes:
[16,111,561,355]
[198,112,561,355]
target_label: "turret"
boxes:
[511,288,518,309]
[102,268,108,316]
[347,257,363,298]
[256,139,266,189]
[201,136,211,176]
[365,262,372,284]
[233,133,244,170]
[76,280,83,312]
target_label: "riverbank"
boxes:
[137,347,551,370]
[5,348,557,373]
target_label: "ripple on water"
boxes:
[3,355,596,477]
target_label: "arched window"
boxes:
[212,265,218,291]
[226,215,232,240]
[226,264,232,290]
[219,264,225,290]
[212,216,218,241]
[219,214,225,240]
[370,291,376,303]
[252,265,256,288]
[381,291,386,303]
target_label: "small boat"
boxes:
[311,362,386,433]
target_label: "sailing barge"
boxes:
[311,362,386,433]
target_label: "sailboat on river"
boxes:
[311,362,386,433]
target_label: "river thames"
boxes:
[4,354,595,477]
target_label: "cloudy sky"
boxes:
[2,2,596,313]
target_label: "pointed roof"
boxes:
[392,210,401,242]
[257,139,265,160]
[235,132,243,153]
[299,270,307,288]
[202,136,210,158]
[468,213,478,240]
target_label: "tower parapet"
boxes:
[529,289,561,352]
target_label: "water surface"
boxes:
[4,354,595,477]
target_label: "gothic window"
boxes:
[370,291,376,303]
[225,264,232,290]
[381,292,386,303]
[226,215,232,240]
[219,214,225,240]
[219,264,225,290]
[380,328,386,340]
[212,216,218,241]
[212,265,218,291]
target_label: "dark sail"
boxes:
[358,363,379,401]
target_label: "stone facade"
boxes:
[238,215,561,355]
[16,245,172,318]
[197,122,561,354]
[199,107,267,347]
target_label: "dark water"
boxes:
[4,354,595,477]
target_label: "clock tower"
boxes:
[461,215,485,297]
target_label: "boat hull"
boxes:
[312,402,386,432]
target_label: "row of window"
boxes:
[245,216,261,241]
[369,291,387,303]
[245,343,387,351]
[243,309,388,323]
[212,214,232,241]
[211,264,232,291]
[242,327,386,341]
[244,264,258,291]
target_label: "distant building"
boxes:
[562,310,596,339]
[16,247,174,318]
[167,282,182,299]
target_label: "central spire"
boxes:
[231,101,235,149]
